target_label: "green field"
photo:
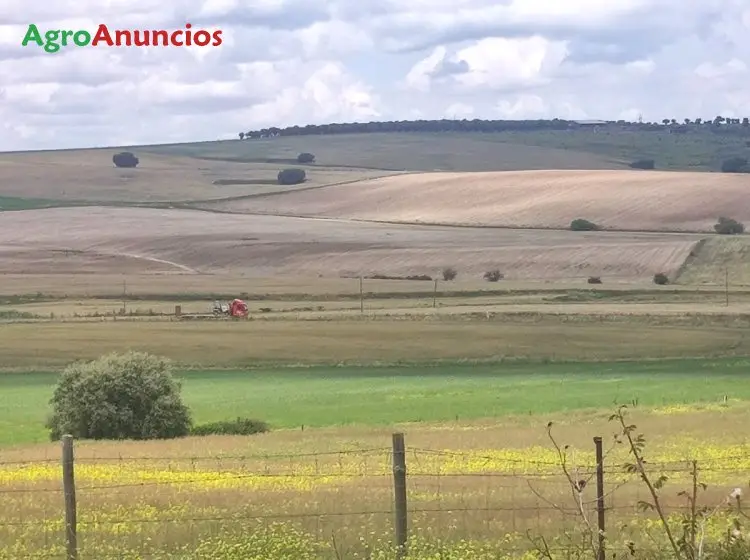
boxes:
[2,358,748,447]
[134,128,749,172]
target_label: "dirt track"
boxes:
[202,169,750,232]
[0,207,701,280]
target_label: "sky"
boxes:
[1,0,749,151]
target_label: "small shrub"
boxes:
[190,417,269,436]
[483,269,503,282]
[653,272,669,285]
[570,218,600,231]
[587,276,602,284]
[112,151,139,168]
[277,168,306,185]
[46,351,191,441]
[628,159,655,170]
[442,267,457,281]
[715,216,745,235]
[297,152,315,163]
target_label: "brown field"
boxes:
[0,207,702,281]
[202,169,750,232]
[0,318,747,368]
[0,150,394,203]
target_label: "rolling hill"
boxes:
[199,169,750,233]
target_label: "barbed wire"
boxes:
[4,447,750,468]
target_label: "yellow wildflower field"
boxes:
[1,410,749,558]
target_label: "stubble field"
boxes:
[202,169,750,233]
[0,206,703,280]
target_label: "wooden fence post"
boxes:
[62,434,78,560]
[594,436,605,560]
[392,433,408,557]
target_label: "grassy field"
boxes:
[2,358,749,447]
[137,129,747,172]
[2,316,750,368]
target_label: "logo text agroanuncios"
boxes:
[21,23,223,53]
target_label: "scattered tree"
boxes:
[629,159,655,170]
[483,269,503,282]
[238,132,245,140]
[112,152,139,168]
[442,267,457,281]
[714,217,745,235]
[653,272,669,285]
[46,351,191,441]
[297,152,315,163]
[570,218,600,231]
[277,168,306,185]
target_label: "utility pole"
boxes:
[725,266,729,307]
[122,279,127,314]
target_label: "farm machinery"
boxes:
[212,299,249,318]
[175,298,249,321]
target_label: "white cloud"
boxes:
[0,0,749,150]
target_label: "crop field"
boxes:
[137,132,623,172]
[136,128,747,172]
[0,206,705,280]
[0,150,395,205]
[205,169,750,233]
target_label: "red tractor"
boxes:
[211,299,249,318]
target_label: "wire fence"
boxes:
[1,434,749,559]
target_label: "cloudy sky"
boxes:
[1,0,749,151]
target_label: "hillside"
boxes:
[0,207,700,281]
[140,132,621,172]
[198,169,750,233]
[0,150,394,205]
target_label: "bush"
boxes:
[587,276,602,284]
[277,168,306,185]
[297,152,315,163]
[570,218,600,231]
[442,267,457,281]
[112,152,139,168]
[190,417,269,436]
[628,159,655,170]
[715,216,745,235]
[721,157,749,173]
[483,269,503,282]
[653,273,669,285]
[46,351,191,441]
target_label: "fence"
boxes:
[1,434,748,559]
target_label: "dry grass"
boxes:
[1,408,749,557]
[0,206,702,280]
[0,273,741,298]
[0,150,394,203]
[676,236,750,285]
[0,318,747,368]
[205,169,750,232]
